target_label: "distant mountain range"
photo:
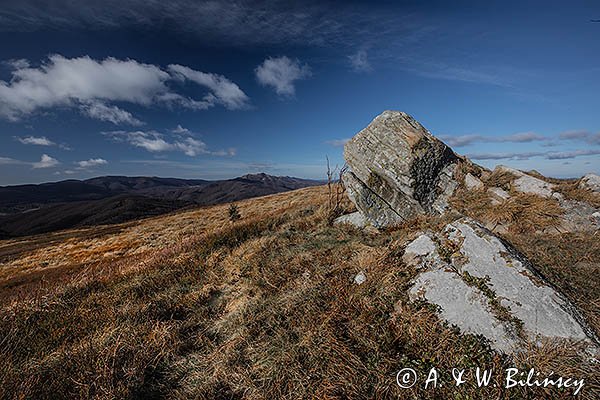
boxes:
[0,173,322,238]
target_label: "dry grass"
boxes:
[555,180,600,208]
[484,169,518,190]
[504,231,600,334]
[484,193,564,234]
[0,184,599,399]
[450,188,564,234]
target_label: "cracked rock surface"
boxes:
[342,111,461,227]
[406,217,599,354]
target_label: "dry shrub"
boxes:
[453,158,486,184]
[449,187,493,221]
[322,157,350,226]
[451,188,563,234]
[484,169,518,190]
[483,193,563,233]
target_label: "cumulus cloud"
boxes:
[0,54,249,123]
[440,131,549,147]
[16,135,55,146]
[255,56,311,97]
[81,101,144,126]
[168,64,249,110]
[348,49,372,72]
[172,124,192,135]
[76,158,108,168]
[104,130,234,157]
[32,154,59,168]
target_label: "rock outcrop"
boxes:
[342,111,462,228]
[406,218,600,354]
[580,173,600,192]
[337,110,600,355]
[494,165,557,198]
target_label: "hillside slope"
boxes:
[0,184,598,398]
[0,173,321,237]
[0,195,188,238]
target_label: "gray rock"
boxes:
[464,173,484,190]
[333,211,368,228]
[343,111,461,227]
[579,173,600,192]
[556,198,600,233]
[410,267,519,353]
[495,165,555,198]
[407,217,599,355]
[342,171,405,227]
[403,234,437,268]
[354,271,366,285]
[487,187,510,205]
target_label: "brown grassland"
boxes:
[0,181,599,399]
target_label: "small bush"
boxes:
[228,204,241,222]
[323,157,348,225]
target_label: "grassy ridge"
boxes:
[0,185,599,399]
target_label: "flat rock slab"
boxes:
[495,165,555,198]
[407,218,599,355]
[343,111,461,227]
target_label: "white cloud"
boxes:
[168,64,249,110]
[104,130,234,157]
[348,49,372,72]
[3,58,30,69]
[81,101,144,126]
[0,156,24,165]
[32,154,59,168]
[325,138,350,147]
[467,149,600,161]
[559,130,600,145]
[0,1,418,50]
[76,158,108,168]
[0,54,249,123]
[440,131,549,147]
[174,137,209,156]
[255,56,311,97]
[16,135,55,146]
[172,124,191,135]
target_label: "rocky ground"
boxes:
[337,110,600,360]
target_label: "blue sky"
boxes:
[0,0,599,185]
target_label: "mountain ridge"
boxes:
[0,173,322,237]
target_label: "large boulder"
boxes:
[343,111,461,227]
[406,218,600,354]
